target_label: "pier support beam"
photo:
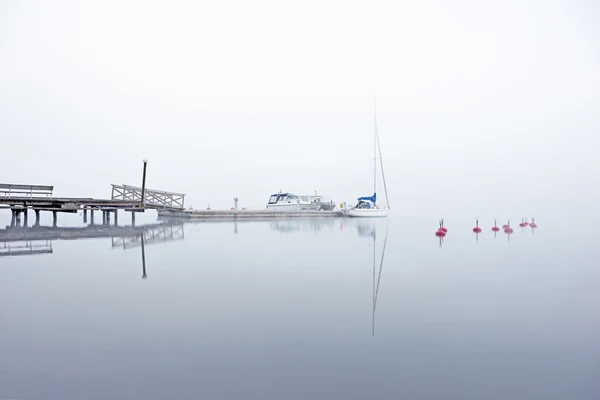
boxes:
[83,208,87,224]
[35,210,40,226]
[52,211,57,227]
[114,210,118,226]
[10,210,16,227]
[23,209,28,227]
[15,210,21,227]
[102,211,106,225]
[131,211,136,226]
[106,211,111,225]
[90,210,95,225]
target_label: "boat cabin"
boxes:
[355,200,374,209]
[268,193,299,205]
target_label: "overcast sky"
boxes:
[1,0,598,218]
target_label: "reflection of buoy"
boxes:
[473,219,482,233]
[492,219,500,231]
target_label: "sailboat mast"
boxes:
[373,97,377,200]
[376,127,390,208]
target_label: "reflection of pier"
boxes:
[111,223,184,249]
[0,223,178,242]
[0,240,53,257]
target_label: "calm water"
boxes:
[1,215,598,399]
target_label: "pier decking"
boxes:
[158,209,343,219]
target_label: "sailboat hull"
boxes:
[344,208,389,218]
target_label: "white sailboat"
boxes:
[342,99,390,218]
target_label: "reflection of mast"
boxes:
[372,226,389,336]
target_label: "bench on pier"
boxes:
[0,184,54,199]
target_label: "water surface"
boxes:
[1,216,598,399]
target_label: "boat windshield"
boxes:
[268,195,278,204]
[355,200,372,209]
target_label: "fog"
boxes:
[1,0,598,219]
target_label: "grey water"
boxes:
[0,215,598,400]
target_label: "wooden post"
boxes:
[52,211,57,227]
[141,159,148,206]
[35,210,40,226]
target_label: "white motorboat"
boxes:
[265,192,321,211]
[342,98,390,218]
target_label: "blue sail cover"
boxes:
[357,193,376,203]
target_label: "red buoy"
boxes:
[519,217,526,227]
[436,218,446,236]
[473,219,482,233]
[438,219,447,233]
[492,219,500,231]
[504,220,513,234]
[530,217,537,228]
[502,224,509,229]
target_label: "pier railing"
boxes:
[111,184,185,210]
[0,184,53,199]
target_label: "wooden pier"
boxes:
[157,209,343,220]
[0,181,185,228]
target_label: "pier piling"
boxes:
[90,210,95,225]
[83,208,87,223]
[52,211,57,227]
[15,211,21,227]
[114,210,118,226]
[131,211,136,226]
[23,209,28,227]
[35,210,40,226]
[10,210,16,227]
[106,211,111,225]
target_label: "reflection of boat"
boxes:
[342,99,390,218]
[266,192,332,211]
[269,218,336,233]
